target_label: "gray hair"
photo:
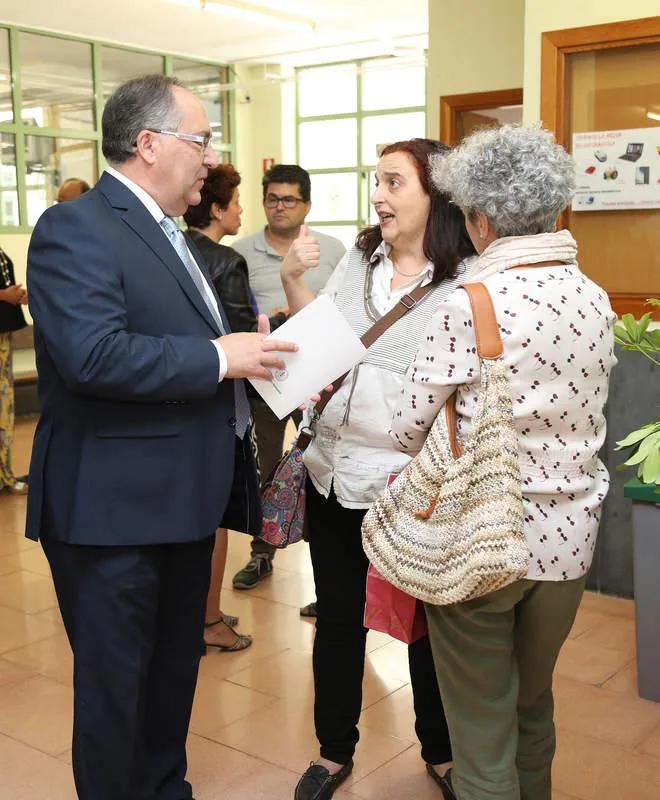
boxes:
[431,124,575,237]
[102,75,183,165]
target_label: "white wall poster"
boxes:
[572,127,660,212]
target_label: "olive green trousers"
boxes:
[425,577,586,799]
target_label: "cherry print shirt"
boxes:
[391,264,617,581]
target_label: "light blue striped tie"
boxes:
[161,216,226,332]
[160,217,251,437]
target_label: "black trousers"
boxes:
[42,534,214,800]
[307,479,452,766]
[250,399,302,559]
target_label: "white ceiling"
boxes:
[0,0,428,66]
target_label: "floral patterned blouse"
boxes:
[391,263,617,582]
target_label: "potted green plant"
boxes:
[613,299,659,702]
[614,299,660,487]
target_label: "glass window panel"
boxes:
[101,47,164,101]
[361,111,425,165]
[0,28,13,124]
[25,136,97,225]
[20,33,94,130]
[172,60,229,148]
[299,118,357,169]
[0,134,18,226]
[361,59,425,112]
[308,172,358,222]
[298,64,357,117]
[310,225,358,251]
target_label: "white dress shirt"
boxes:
[105,167,228,380]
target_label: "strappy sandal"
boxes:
[203,618,252,654]
[0,481,28,496]
[426,765,456,799]
[221,612,239,628]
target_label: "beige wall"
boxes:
[523,0,660,123]
[231,64,285,242]
[427,0,525,138]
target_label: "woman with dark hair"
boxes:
[184,164,287,335]
[183,164,284,653]
[280,139,476,800]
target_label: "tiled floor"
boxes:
[2,418,660,799]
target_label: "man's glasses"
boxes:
[264,193,305,209]
[145,129,213,150]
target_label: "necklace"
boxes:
[392,261,426,278]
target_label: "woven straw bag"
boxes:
[361,282,528,605]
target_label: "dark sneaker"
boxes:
[232,553,273,590]
[294,761,353,800]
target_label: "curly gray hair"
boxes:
[431,125,575,237]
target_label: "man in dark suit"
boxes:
[26,74,296,800]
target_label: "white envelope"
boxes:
[248,294,367,420]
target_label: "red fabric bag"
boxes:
[364,563,428,644]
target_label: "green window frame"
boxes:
[0,24,234,233]
[295,56,426,238]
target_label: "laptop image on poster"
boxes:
[619,142,644,162]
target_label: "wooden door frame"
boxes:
[541,16,660,318]
[439,88,523,146]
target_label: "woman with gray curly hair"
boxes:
[390,125,617,799]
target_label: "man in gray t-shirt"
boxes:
[231,164,345,594]
[232,176,344,318]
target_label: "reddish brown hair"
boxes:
[184,164,241,229]
[356,138,475,284]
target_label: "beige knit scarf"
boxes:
[465,229,578,284]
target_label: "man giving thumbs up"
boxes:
[231,164,345,590]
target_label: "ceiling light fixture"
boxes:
[647,111,660,122]
[168,0,315,31]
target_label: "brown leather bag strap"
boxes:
[443,262,566,459]
[361,282,435,349]
[461,283,502,361]
[460,261,564,360]
[297,281,435,451]
[315,281,434,415]
[441,282,502,460]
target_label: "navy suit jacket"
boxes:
[26,172,256,545]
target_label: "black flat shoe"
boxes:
[426,764,456,799]
[294,760,353,800]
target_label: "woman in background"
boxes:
[0,246,29,495]
[184,164,283,652]
[392,125,616,799]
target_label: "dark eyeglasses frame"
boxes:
[264,193,306,209]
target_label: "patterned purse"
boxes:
[259,440,310,548]
[259,282,435,549]
[361,282,529,605]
